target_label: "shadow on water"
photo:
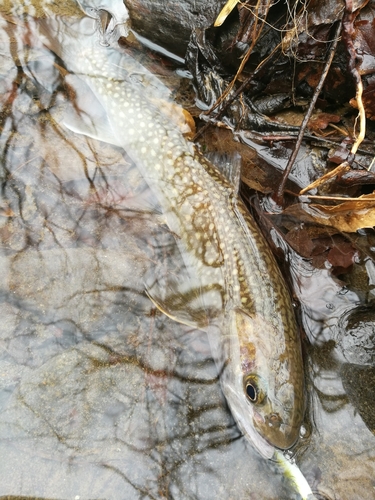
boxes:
[0,1,375,499]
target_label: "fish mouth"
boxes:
[230,405,275,459]
[253,410,300,450]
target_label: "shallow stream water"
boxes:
[0,2,374,499]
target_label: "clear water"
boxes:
[0,1,374,499]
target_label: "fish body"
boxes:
[39,14,304,458]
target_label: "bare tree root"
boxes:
[350,68,366,157]
[342,0,368,156]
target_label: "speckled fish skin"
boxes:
[42,15,304,458]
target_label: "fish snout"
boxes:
[256,412,300,450]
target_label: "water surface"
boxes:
[0,2,375,499]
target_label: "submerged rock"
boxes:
[336,307,375,366]
[341,363,375,434]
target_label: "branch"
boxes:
[275,19,342,203]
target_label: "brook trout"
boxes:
[38,11,304,459]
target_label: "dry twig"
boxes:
[214,0,241,27]
[276,19,342,202]
[298,1,369,197]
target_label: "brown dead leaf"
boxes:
[308,113,341,132]
[284,193,375,232]
[353,3,375,75]
[326,240,357,272]
[284,224,357,272]
[285,225,324,258]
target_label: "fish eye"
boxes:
[246,383,257,402]
[244,375,265,404]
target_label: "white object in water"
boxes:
[77,0,130,43]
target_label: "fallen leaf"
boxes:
[284,225,357,272]
[284,193,375,232]
[308,113,341,132]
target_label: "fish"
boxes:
[76,0,130,45]
[36,10,305,459]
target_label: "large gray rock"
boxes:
[124,0,227,57]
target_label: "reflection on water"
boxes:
[0,3,292,498]
[0,1,375,499]
[286,253,375,499]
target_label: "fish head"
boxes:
[221,308,304,457]
[77,0,130,43]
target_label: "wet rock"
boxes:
[123,0,226,57]
[336,306,375,365]
[341,363,375,434]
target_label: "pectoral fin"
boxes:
[145,288,209,330]
[56,73,121,147]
